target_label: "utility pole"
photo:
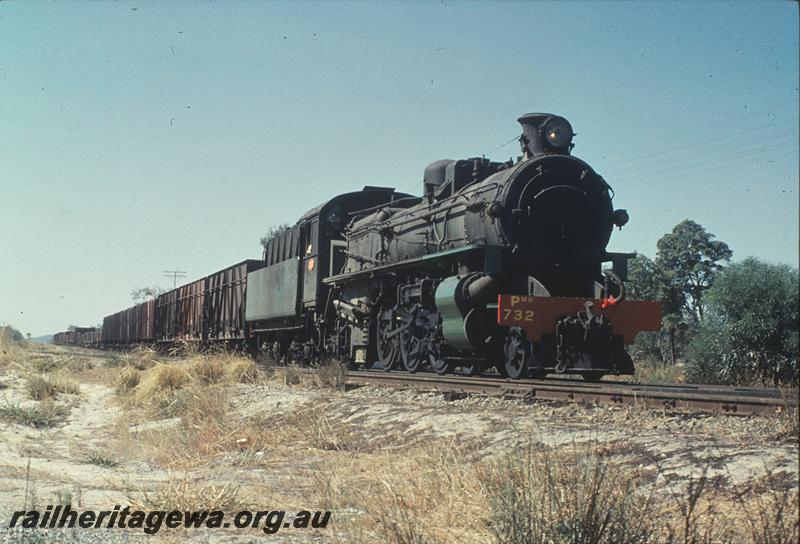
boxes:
[163,269,187,289]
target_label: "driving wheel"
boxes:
[399,306,424,373]
[376,309,400,371]
[427,338,450,375]
[503,327,530,379]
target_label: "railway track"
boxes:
[334,369,795,416]
[31,346,794,416]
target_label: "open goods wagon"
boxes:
[205,260,265,342]
[101,300,155,345]
[53,327,101,346]
[100,260,264,348]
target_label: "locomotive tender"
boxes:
[60,113,661,380]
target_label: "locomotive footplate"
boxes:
[497,294,661,374]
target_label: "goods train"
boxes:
[53,327,101,347]
[54,113,661,379]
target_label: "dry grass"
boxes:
[102,349,798,544]
[111,353,270,466]
[311,438,483,543]
[30,356,64,373]
[372,441,485,543]
[133,363,190,403]
[160,396,361,468]
[26,374,80,400]
[2,335,101,376]
[480,442,660,544]
[314,359,347,389]
[225,358,261,384]
[166,339,203,358]
[0,400,69,428]
[0,326,26,368]
[190,356,225,384]
[734,471,800,544]
[290,403,355,452]
[83,451,119,468]
[156,385,239,464]
[121,353,260,388]
[774,387,799,441]
[119,354,266,415]
[117,362,193,420]
[26,375,60,400]
[237,399,373,459]
[117,346,160,370]
[126,471,243,512]
[318,440,653,543]
[114,366,141,395]
[283,364,302,385]
[28,354,94,374]
[633,358,686,384]
[309,437,799,544]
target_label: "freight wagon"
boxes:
[95,259,264,349]
[53,327,101,347]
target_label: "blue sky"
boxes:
[1,1,798,336]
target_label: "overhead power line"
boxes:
[599,103,795,160]
[609,130,795,178]
[613,145,797,187]
[611,116,798,166]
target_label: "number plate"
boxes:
[497,295,661,344]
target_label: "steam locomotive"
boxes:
[58,113,661,380]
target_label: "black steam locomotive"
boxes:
[251,113,661,379]
[60,112,660,380]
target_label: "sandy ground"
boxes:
[0,345,797,543]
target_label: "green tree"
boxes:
[259,223,292,253]
[626,254,661,301]
[0,325,25,343]
[626,255,666,361]
[626,220,731,364]
[655,219,732,325]
[131,286,165,303]
[686,258,799,385]
[627,253,692,364]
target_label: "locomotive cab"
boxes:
[245,186,418,362]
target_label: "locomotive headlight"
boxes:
[542,117,574,149]
[613,209,629,229]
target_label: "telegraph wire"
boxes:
[613,149,796,190]
[610,115,798,166]
[614,140,796,182]
[608,130,795,178]
[599,103,794,159]
[613,146,797,187]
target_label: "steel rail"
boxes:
[38,346,792,416]
[334,369,795,416]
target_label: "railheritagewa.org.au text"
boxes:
[8,505,331,535]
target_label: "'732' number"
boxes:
[503,309,534,322]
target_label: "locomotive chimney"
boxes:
[517,113,574,159]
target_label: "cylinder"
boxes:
[434,274,499,351]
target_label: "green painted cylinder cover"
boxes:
[434,276,472,350]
